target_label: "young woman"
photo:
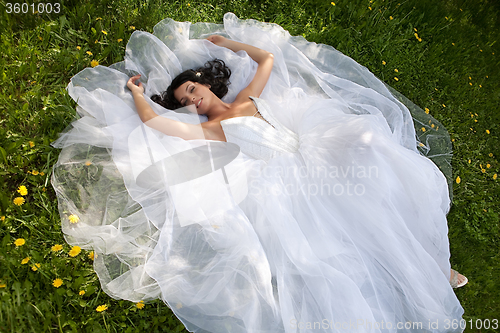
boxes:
[126,35,275,143]
[53,13,466,333]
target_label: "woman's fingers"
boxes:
[127,74,144,93]
[206,35,226,46]
[128,74,140,84]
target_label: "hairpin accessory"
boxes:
[195,72,202,77]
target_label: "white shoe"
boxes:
[450,269,468,288]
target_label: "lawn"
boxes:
[0,0,499,332]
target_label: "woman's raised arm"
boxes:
[127,75,220,141]
[207,35,274,101]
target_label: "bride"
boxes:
[52,13,466,333]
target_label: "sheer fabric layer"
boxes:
[51,13,462,333]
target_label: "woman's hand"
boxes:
[206,35,227,47]
[127,74,144,95]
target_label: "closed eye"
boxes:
[181,86,196,106]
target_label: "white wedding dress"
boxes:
[51,13,464,332]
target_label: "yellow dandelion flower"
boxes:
[442,104,446,107]
[117,38,123,42]
[17,186,28,196]
[29,141,35,148]
[31,263,41,271]
[394,69,399,73]
[136,301,145,309]
[469,82,472,86]
[31,170,39,175]
[331,2,335,5]
[389,16,393,20]
[474,119,478,123]
[1,216,5,221]
[489,153,493,157]
[431,124,435,128]
[14,238,25,246]
[86,51,92,56]
[394,77,399,81]
[96,304,108,312]
[493,174,497,180]
[468,159,471,164]
[486,130,490,134]
[69,246,82,257]
[85,160,92,166]
[382,61,386,65]
[40,172,44,176]
[452,43,455,46]
[0,282,6,288]
[52,278,63,288]
[456,176,461,184]
[51,244,63,252]
[88,251,95,260]
[21,257,30,264]
[129,26,135,30]
[418,142,425,147]
[94,40,98,44]
[486,164,491,168]
[187,3,190,6]
[101,30,107,35]
[421,127,426,132]
[479,85,482,88]
[481,169,486,173]
[95,17,102,20]
[77,46,81,50]
[79,290,85,296]
[425,108,430,114]
[368,7,372,10]
[91,60,99,68]
[69,214,80,224]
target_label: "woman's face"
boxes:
[174,81,213,114]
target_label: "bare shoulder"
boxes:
[201,120,226,142]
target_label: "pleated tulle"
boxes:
[51,13,462,332]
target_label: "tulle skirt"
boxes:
[51,13,463,332]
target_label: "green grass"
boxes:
[0,0,499,332]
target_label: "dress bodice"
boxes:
[220,97,300,161]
